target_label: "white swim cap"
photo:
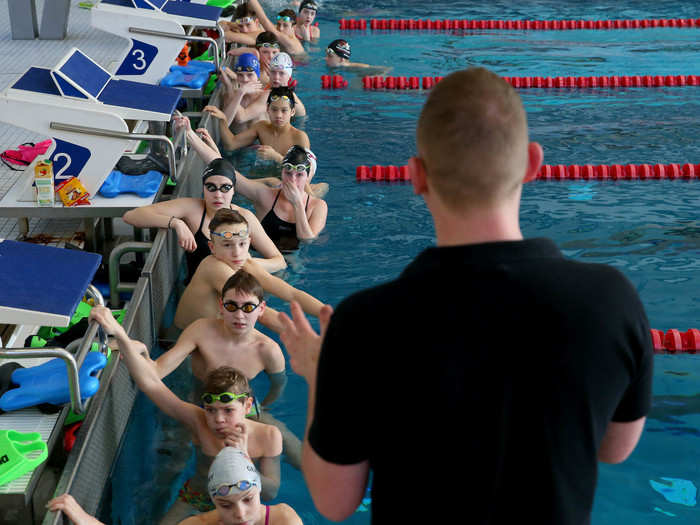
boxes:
[270,52,294,77]
[305,148,317,179]
[208,447,261,500]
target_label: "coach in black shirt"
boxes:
[280,67,653,525]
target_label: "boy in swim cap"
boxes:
[295,0,320,42]
[325,39,389,73]
[204,86,310,165]
[219,54,267,131]
[180,447,302,525]
[227,52,307,123]
[174,208,323,331]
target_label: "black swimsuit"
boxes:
[185,207,213,281]
[260,191,309,252]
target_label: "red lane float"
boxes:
[321,75,348,89]
[353,74,700,90]
[339,18,700,31]
[651,329,700,353]
[357,163,700,182]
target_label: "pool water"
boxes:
[103,1,700,523]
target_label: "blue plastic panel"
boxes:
[53,73,89,99]
[0,240,101,318]
[162,1,222,21]
[11,67,61,96]
[101,0,134,6]
[98,80,181,115]
[58,50,110,98]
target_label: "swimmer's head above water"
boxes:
[270,52,293,87]
[208,447,262,525]
[233,53,260,81]
[202,159,236,210]
[218,270,266,336]
[326,39,351,66]
[255,32,280,65]
[208,209,251,268]
[201,367,254,437]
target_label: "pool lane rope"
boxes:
[345,74,700,90]
[356,163,700,182]
[652,329,700,353]
[339,18,700,31]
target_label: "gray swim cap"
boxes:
[208,447,261,500]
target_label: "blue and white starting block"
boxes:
[0,47,181,200]
[92,0,223,85]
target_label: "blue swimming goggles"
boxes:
[212,480,258,497]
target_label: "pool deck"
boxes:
[0,0,130,246]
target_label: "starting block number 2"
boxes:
[115,39,159,76]
[49,139,91,182]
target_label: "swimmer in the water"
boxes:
[173,208,324,331]
[154,271,286,404]
[89,306,282,521]
[235,145,328,251]
[219,54,267,132]
[204,86,309,165]
[221,4,263,42]
[295,0,320,42]
[225,53,307,125]
[123,151,285,280]
[47,449,302,525]
[181,447,302,525]
[227,30,281,86]
[325,39,390,74]
[245,0,305,56]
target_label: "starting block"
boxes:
[93,0,223,84]
[0,48,181,200]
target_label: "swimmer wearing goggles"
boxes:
[281,163,309,175]
[210,228,250,240]
[201,391,250,404]
[221,300,262,313]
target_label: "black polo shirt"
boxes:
[309,238,653,525]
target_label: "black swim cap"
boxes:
[282,145,311,168]
[202,158,236,186]
[299,0,318,12]
[267,86,296,108]
[327,39,351,60]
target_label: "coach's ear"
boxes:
[523,142,543,183]
[408,156,428,195]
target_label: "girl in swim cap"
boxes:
[295,0,320,42]
[234,145,328,251]
[123,118,286,279]
[177,447,302,525]
[47,447,302,525]
[325,39,389,72]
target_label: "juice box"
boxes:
[34,159,54,207]
[56,176,90,207]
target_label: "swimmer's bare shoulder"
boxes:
[248,418,283,456]
[252,329,285,373]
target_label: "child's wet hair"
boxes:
[202,367,251,399]
[209,208,248,233]
[221,270,264,303]
[267,86,296,108]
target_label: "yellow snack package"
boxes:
[56,177,91,207]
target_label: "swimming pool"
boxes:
[102,1,700,523]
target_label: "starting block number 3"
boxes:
[115,39,159,76]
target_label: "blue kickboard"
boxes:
[170,61,216,73]
[99,80,181,115]
[0,352,107,412]
[161,2,222,22]
[160,69,210,89]
[0,240,101,319]
[99,170,162,198]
